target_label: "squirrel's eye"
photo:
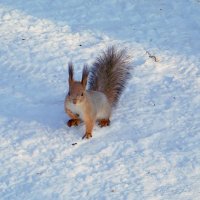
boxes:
[68,92,70,96]
[81,93,84,96]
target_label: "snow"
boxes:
[1,0,200,199]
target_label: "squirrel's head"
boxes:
[67,62,89,105]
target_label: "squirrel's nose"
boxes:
[73,99,77,104]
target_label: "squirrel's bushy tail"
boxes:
[88,46,131,107]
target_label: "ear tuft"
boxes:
[68,62,74,84]
[81,64,89,89]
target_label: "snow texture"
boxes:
[0,0,200,199]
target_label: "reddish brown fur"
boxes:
[65,46,131,139]
[81,101,95,139]
[98,119,110,127]
[67,119,81,127]
[65,65,96,139]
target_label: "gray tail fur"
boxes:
[88,46,131,107]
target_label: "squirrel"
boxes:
[64,46,131,139]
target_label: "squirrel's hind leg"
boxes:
[66,109,81,127]
[98,119,110,127]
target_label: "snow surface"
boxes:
[1,0,200,199]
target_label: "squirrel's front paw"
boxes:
[67,119,81,127]
[82,132,92,139]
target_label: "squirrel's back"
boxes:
[88,46,131,107]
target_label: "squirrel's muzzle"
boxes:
[73,99,77,104]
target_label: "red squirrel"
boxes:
[65,46,131,139]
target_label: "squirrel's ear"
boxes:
[81,64,89,89]
[68,62,74,85]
